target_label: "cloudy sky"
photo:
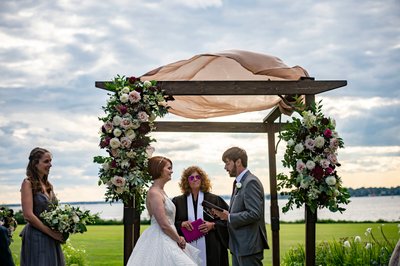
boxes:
[0,0,399,205]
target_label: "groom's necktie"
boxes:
[231,180,237,199]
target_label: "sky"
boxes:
[0,0,399,205]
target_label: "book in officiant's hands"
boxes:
[181,218,206,242]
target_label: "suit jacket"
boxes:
[229,170,269,256]
[172,192,229,266]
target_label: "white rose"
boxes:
[121,86,130,93]
[102,162,110,171]
[125,129,136,140]
[314,136,325,148]
[115,186,125,194]
[287,139,295,147]
[294,143,304,154]
[120,93,129,103]
[325,176,336,186]
[72,214,80,223]
[236,182,242,189]
[120,160,130,169]
[306,160,315,170]
[113,128,122,137]
[113,115,122,126]
[146,146,155,157]
[110,138,121,149]
[126,151,136,158]
[143,80,152,88]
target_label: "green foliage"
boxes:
[277,97,350,213]
[282,224,399,265]
[62,240,88,266]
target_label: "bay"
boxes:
[10,195,398,222]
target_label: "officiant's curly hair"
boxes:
[179,166,212,195]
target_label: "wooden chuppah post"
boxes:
[264,107,283,266]
[305,94,317,266]
[123,197,141,265]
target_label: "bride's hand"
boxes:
[177,236,186,249]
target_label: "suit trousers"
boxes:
[231,251,263,266]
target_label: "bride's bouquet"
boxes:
[40,204,98,241]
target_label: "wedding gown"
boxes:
[127,193,201,266]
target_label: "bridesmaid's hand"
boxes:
[50,230,64,242]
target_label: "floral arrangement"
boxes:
[40,204,97,241]
[94,75,169,211]
[0,206,17,240]
[277,99,350,213]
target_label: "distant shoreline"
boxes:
[3,194,399,208]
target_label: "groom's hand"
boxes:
[212,209,229,221]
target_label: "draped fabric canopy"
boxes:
[140,50,309,119]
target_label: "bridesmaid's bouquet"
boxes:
[40,204,98,241]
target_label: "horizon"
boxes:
[0,0,399,204]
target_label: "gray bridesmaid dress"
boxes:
[20,193,65,266]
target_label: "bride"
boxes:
[127,156,201,266]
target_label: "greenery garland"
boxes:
[277,98,350,213]
[94,75,169,211]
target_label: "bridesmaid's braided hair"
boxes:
[26,147,53,195]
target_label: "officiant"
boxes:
[172,165,229,266]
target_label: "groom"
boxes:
[213,147,269,266]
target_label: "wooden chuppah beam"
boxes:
[153,121,284,133]
[95,80,347,95]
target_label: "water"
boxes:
[8,196,400,222]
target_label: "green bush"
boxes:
[282,224,398,266]
[62,240,88,266]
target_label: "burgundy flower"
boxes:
[115,104,128,115]
[311,165,324,181]
[99,137,111,148]
[325,167,334,175]
[323,129,332,138]
[321,117,330,125]
[128,76,137,84]
[309,126,318,134]
[138,123,151,135]
[110,160,118,168]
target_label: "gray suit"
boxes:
[228,170,269,265]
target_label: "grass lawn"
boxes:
[9,222,399,265]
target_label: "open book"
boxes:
[181,218,206,242]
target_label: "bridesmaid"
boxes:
[20,147,65,266]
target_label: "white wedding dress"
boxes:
[127,194,201,266]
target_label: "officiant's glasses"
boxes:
[188,175,201,182]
